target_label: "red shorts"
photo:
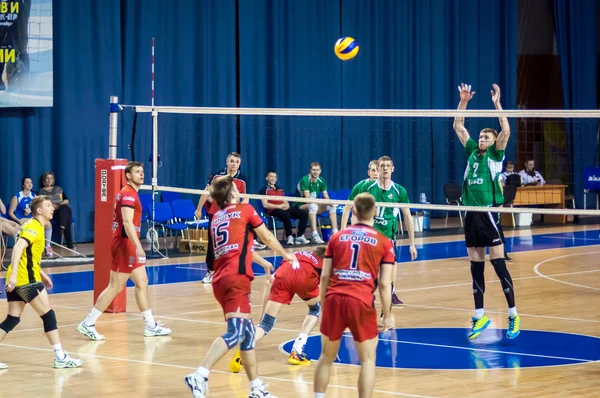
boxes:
[212,274,252,318]
[111,237,145,273]
[268,269,319,305]
[320,294,378,343]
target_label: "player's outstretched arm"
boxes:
[6,238,29,291]
[195,185,211,219]
[252,251,274,282]
[378,262,394,329]
[122,207,145,260]
[254,224,297,265]
[400,208,418,260]
[491,84,510,151]
[453,83,475,147]
[340,204,352,230]
[319,258,333,305]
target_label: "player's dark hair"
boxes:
[21,177,32,190]
[211,177,235,209]
[312,246,326,260]
[480,128,498,138]
[353,193,376,221]
[266,170,277,176]
[506,160,514,167]
[525,156,535,163]
[40,171,55,188]
[31,195,49,216]
[125,161,143,181]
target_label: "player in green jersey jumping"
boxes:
[453,83,520,340]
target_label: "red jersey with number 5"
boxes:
[324,224,395,307]
[112,185,142,239]
[210,203,264,283]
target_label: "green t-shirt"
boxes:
[462,138,505,207]
[353,179,410,240]
[348,178,370,200]
[294,175,328,206]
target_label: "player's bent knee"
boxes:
[239,319,256,351]
[0,315,21,333]
[308,203,319,214]
[221,318,245,349]
[258,313,276,335]
[326,205,336,213]
[307,302,321,317]
[41,309,58,332]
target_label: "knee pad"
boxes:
[491,258,513,288]
[327,205,336,213]
[239,319,256,351]
[41,309,57,332]
[307,302,321,317]
[221,318,245,349]
[258,313,276,335]
[308,203,319,214]
[0,315,21,333]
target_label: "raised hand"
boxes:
[491,84,501,107]
[457,83,475,102]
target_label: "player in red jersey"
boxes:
[229,246,327,372]
[78,162,171,340]
[185,177,297,398]
[314,193,395,398]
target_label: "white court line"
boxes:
[542,236,600,241]
[0,343,432,397]
[375,337,592,363]
[401,303,600,324]
[397,268,600,293]
[533,251,600,291]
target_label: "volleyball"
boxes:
[334,37,359,61]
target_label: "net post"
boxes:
[147,109,167,258]
[109,96,120,159]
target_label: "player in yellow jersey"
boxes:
[1,196,83,369]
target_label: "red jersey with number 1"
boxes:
[324,224,395,307]
[112,185,142,239]
[210,203,264,283]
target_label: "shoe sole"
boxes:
[144,330,172,337]
[288,359,311,365]
[506,330,520,339]
[77,324,105,341]
[468,319,491,340]
[54,361,82,369]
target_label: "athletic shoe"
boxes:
[229,349,243,373]
[286,236,295,245]
[0,362,7,369]
[504,252,513,262]
[294,236,310,245]
[506,315,521,339]
[311,235,324,244]
[144,321,172,337]
[288,350,310,365]
[254,240,267,250]
[249,382,276,397]
[184,372,208,398]
[391,293,403,306]
[77,322,105,341]
[45,246,54,258]
[202,270,214,284]
[53,353,83,369]
[468,315,491,340]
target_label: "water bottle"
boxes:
[420,193,431,231]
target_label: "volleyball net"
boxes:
[108,102,600,253]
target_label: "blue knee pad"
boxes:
[258,313,276,335]
[221,318,245,349]
[307,302,321,317]
[239,319,256,351]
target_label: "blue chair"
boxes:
[147,202,177,256]
[161,191,181,204]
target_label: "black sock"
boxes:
[491,258,516,308]
[470,261,485,310]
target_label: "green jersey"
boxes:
[462,138,505,207]
[294,175,328,206]
[353,179,410,240]
[348,178,371,200]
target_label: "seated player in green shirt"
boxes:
[294,162,338,244]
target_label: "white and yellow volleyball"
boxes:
[334,37,359,61]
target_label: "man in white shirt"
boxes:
[518,158,545,186]
[499,161,518,186]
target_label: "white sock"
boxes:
[292,333,308,353]
[251,378,262,388]
[314,393,325,398]
[474,309,485,319]
[52,343,65,359]
[508,307,518,316]
[196,366,209,380]
[84,308,103,326]
[332,228,338,234]
[142,310,156,328]
[391,282,396,294]
[312,230,319,237]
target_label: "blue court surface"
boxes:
[281,327,600,370]
[1,229,599,299]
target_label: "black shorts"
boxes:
[6,282,45,304]
[464,211,504,248]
